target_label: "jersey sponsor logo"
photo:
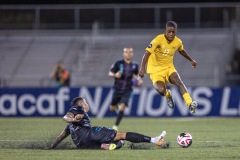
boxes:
[148,44,152,48]
[163,49,170,56]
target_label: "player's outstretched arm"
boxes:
[139,51,151,78]
[178,50,197,69]
[50,130,69,149]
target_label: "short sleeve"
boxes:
[110,61,119,73]
[178,40,184,51]
[145,36,158,54]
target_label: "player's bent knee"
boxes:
[154,82,166,96]
[156,88,165,96]
[118,104,126,111]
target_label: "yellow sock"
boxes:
[182,92,192,107]
[165,90,170,98]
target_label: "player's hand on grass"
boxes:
[191,60,197,69]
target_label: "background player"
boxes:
[108,47,142,130]
[138,21,198,113]
[50,97,166,150]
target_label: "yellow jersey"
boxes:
[145,34,184,73]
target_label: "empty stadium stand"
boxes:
[0,29,232,87]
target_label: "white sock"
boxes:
[150,136,163,144]
[150,131,166,144]
[150,137,158,144]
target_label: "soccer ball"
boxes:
[177,132,192,148]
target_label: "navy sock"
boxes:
[115,111,124,126]
[126,132,151,143]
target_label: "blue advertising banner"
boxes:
[0,87,239,117]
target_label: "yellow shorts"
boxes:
[149,66,177,84]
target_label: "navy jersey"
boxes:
[68,105,91,128]
[65,104,117,149]
[110,59,139,91]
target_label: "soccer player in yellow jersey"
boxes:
[139,21,198,113]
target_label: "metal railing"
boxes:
[0,3,240,30]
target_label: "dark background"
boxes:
[0,0,239,5]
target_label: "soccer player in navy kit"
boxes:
[109,47,142,130]
[50,97,166,150]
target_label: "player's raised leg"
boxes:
[112,103,126,131]
[169,72,197,113]
[188,101,198,113]
[165,89,174,109]
[153,81,175,109]
[109,90,119,112]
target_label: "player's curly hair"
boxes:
[166,21,177,28]
[71,97,83,106]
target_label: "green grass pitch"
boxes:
[0,117,240,160]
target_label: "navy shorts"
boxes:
[111,89,132,106]
[67,124,117,149]
[74,126,117,149]
[88,127,117,143]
